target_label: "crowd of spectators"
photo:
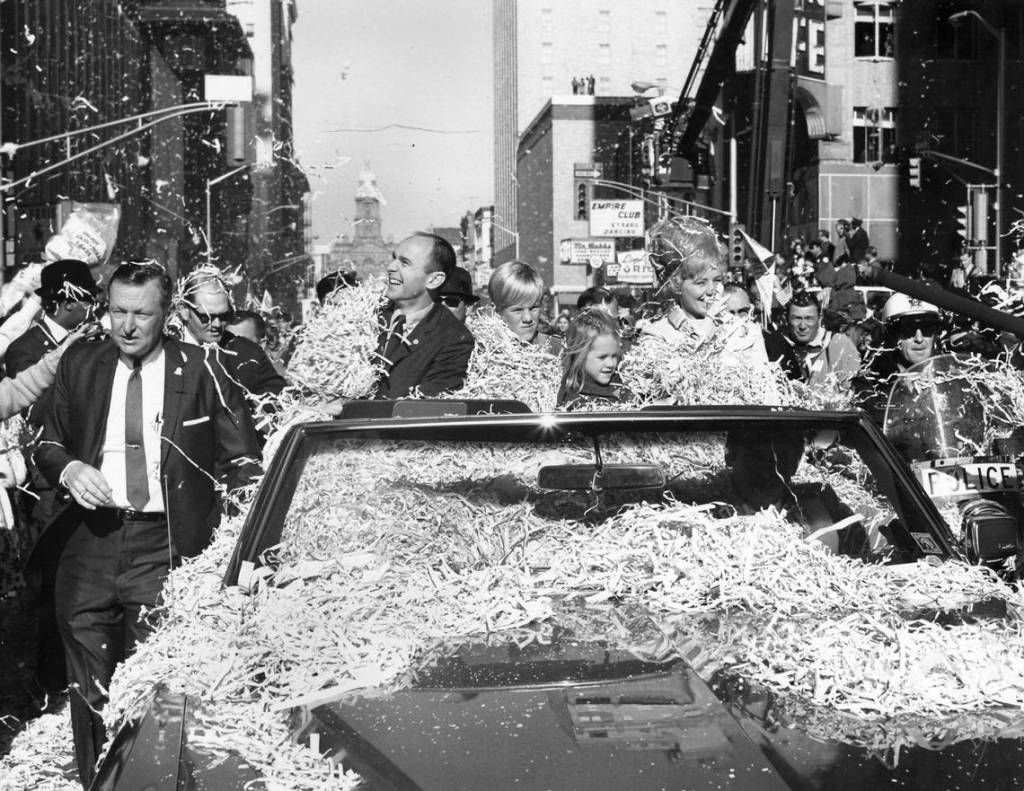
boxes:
[2,220,1023,788]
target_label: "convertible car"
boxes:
[91,406,1024,791]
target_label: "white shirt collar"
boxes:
[41,314,69,343]
[395,300,434,331]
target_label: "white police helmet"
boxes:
[881,293,939,324]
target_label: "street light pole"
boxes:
[949,10,1005,276]
[997,22,1005,277]
[491,217,519,259]
[206,162,251,265]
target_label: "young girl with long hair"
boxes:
[557,310,631,410]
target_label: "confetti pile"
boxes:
[0,706,78,791]
[620,328,854,411]
[453,308,562,412]
[285,281,385,403]
[52,437,1020,788]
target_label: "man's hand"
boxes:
[63,461,114,510]
[64,321,104,345]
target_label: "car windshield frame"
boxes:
[224,407,960,587]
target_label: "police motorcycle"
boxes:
[883,353,1023,576]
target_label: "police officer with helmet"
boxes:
[856,293,942,423]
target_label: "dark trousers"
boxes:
[54,512,175,790]
[20,483,71,694]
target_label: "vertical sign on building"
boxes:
[792,0,826,81]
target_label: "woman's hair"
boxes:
[648,215,724,290]
[488,261,545,311]
[560,309,621,395]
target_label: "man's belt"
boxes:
[94,507,166,522]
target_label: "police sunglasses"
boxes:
[893,318,939,339]
[187,303,234,325]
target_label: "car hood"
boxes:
[97,634,1024,791]
[295,638,1024,791]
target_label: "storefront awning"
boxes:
[803,105,829,140]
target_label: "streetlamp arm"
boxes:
[0,104,239,195]
[208,163,251,188]
[918,149,996,178]
[2,102,235,154]
[949,10,998,39]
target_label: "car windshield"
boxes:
[244,417,935,575]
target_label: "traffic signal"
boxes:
[908,156,921,189]
[730,222,746,267]
[955,204,970,241]
[574,179,590,221]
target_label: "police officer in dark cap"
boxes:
[437,265,479,324]
[7,260,101,411]
[5,259,100,697]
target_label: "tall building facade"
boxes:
[493,0,712,262]
[0,0,252,281]
[712,0,1024,271]
[724,2,900,256]
[227,0,308,308]
[517,96,635,302]
[895,0,1024,275]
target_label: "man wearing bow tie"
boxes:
[34,262,261,789]
[376,232,474,399]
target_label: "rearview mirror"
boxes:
[537,464,666,491]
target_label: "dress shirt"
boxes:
[395,301,434,332]
[98,347,166,512]
[41,314,69,344]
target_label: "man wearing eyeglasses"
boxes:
[178,271,285,403]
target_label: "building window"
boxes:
[541,75,553,95]
[854,3,894,58]
[540,7,553,34]
[853,107,897,164]
[598,42,611,64]
[655,9,668,34]
[655,43,668,66]
[540,41,553,65]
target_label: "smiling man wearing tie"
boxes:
[34,261,262,789]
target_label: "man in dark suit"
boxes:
[35,262,261,788]
[845,217,870,264]
[376,233,475,399]
[177,270,286,402]
[6,259,100,695]
[6,259,100,425]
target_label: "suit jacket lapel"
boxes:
[160,337,186,469]
[36,320,59,349]
[87,341,119,465]
[392,304,441,366]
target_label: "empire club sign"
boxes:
[588,199,644,238]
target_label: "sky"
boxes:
[291,1,494,248]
